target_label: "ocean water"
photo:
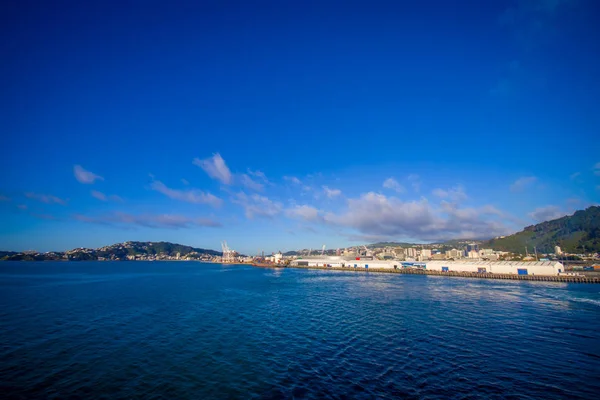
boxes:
[1,262,599,399]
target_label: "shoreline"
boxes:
[261,265,600,284]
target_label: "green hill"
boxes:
[484,206,600,254]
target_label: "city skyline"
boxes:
[2,1,600,254]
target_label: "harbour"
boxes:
[1,261,599,399]
[283,264,600,283]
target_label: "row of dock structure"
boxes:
[286,257,600,282]
[290,257,565,275]
[286,264,600,283]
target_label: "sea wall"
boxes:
[277,265,600,284]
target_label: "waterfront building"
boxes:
[467,250,479,259]
[274,252,283,264]
[426,260,564,276]
[289,257,565,276]
[465,243,479,256]
[555,246,563,255]
[479,249,494,256]
[446,249,463,259]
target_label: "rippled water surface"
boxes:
[1,262,600,399]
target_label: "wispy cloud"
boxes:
[181,178,189,185]
[232,192,282,219]
[248,169,269,182]
[91,190,123,202]
[91,190,107,201]
[0,194,10,202]
[74,212,221,229]
[285,205,321,221]
[529,205,567,223]
[322,186,342,199]
[73,165,103,184]
[407,174,421,192]
[150,180,222,207]
[432,185,467,203]
[382,178,405,193]
[192,153,232,184]
[284,176,302,185]
[570,171,581,180]
[593,162,600,176]
[17,204,27,210]
[510,176,537,192]
[25,192,67,205]
[240,174,264,191]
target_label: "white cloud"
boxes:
[25,192,67,205]
[73,165,103,184]
[323,192,510,241]
[407,174,421,192]
[240,174,264,191]
[91,190,107,201]
[570,172,581,180]
[74,212,221,229]
[322,186,342,198]
[192,153,232,184]
[432,186,467,203]
[150,180,222,207]
[510,176,537,192]
[248,169,268,182]
[285,205,320,221]
[232,192,282,219]
[284,176,302,185]
[382,178,405,193]
[91,190,123,202]
[529,206,567,223]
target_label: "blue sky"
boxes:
[1,0,599,254]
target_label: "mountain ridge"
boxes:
[1,241,222,261]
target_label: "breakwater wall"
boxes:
[282,265,600,284]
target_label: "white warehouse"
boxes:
[291,257,399,269]
[424,260,564,276]
[290,257,565,276]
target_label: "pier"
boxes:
[275,265,600,284]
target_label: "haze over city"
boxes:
[2,0,599,254]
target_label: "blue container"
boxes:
[442,266,449,272]
[517,269,528,275]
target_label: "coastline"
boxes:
[265,264,600,284]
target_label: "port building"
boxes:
[290,257,564,276]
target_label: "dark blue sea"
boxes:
[1,262,600,399]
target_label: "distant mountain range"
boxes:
[1,241,222,261]
[3,207,599,261]
[483,206,600,254]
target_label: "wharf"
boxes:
[284,265,600,284]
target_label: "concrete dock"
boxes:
[277,265,600,284]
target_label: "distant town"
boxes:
[1,240,598,266]
[235,242,599,266]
